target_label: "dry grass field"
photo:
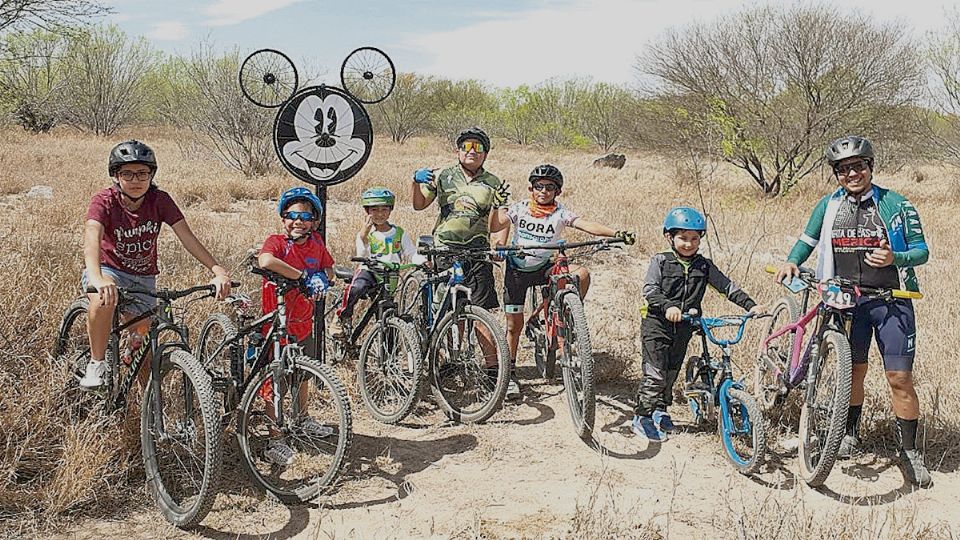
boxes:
[2,127,960,539]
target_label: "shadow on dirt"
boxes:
[323,431,479,510]
[196,505,312,540]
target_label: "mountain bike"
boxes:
[196,266,351,503]
[54,283,233,528]
[756,265,923,486]
[324,257,424,424]
[683,311,767,474]
[519,238,624,439]
[397,237,512,423]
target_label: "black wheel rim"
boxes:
[340,46,396,104]
[239,48,299,108]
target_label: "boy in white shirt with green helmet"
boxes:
[333,187,426,334]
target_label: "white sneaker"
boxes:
[299,416,334,439]
[264,440,294,467]
[79,360,106,389]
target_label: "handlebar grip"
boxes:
[350,257,367,263]
[230,281,241,287]
[85,286,97,293]
[892,290,924,300]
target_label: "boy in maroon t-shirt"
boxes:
[255,186,335,466]
[81,140,232,388]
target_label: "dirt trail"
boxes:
[47,255,960,539]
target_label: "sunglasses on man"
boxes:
[459,141,486,153]
[833,159,870,176]
[283,211,316,222]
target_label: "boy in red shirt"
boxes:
[81,140,232,388]
[256,186,335,465]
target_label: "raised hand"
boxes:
[413,168,435,184]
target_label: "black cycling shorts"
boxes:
[503,264,551,312]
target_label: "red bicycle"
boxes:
[520,238,624,439]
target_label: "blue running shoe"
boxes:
[653,410,676,433]
[631,415,667,441]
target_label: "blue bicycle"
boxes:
[683,311,767,474]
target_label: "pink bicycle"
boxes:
[755,265,922,486]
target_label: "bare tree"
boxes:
[158,43,276,176]
[0,0,109,34]
[576,82,635,152]
[370,72,435,143]
[59,25,156,135]
[0,29,67,131]
[640,4,924,194]
[927,11,960,167]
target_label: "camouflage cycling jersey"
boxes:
[422,165,504,248]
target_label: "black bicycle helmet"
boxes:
[455,126,491,152]
[528,164,563,188]
[108,140,157,177]
[825,135,875,166]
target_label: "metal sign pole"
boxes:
[313,184,328,363]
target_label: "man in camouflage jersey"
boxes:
[411,126,509,310]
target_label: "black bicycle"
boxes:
[54,283,230,528]
[196,266,351,503]
[518,238,624,439]
[397,238,513,424]
[324,257,423,424]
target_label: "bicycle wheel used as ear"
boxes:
[340,46,396,104]
[239,48,299,108]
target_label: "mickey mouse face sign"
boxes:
[273,85,373,186]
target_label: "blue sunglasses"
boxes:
[283,211,316,222]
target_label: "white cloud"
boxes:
[147,21,188,41]
[405,0,955,87]
[203,0,309,27]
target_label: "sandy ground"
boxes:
[43,253,960,540]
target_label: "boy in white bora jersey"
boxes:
[490,164,635,399]
[333,187,426,334]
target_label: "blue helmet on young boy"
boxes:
[361,187,396,207]
[278,187,323,217]
[663,207,706,235]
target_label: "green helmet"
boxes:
[361,186,395,207]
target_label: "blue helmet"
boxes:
[278,186,323,217]
[663,207,706,234]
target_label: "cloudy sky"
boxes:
[105,0,958,87]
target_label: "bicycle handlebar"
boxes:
[510,237,625,252]
[349,257,422,272]
[763,264,923,300]
[683,310,757,346]
[84,281,240,301]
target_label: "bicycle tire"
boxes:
[755,295,799,411]
[398,270,426,319]
[720,387,766,475]
[357,316,424,424]
[340,46,396,104]
[797,330,852,487]
[236,355,352,503]
[197,312,240,413]
[430,305,510,424]
[239,48,298,108]
[558,292,596,440]
[141,349,222,528]
[54,297,92,383]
